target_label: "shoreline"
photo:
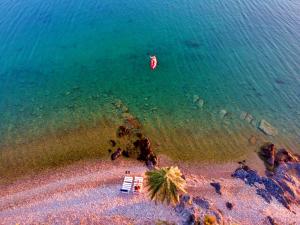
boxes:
[1,112,298,185]
[1,154,299,225]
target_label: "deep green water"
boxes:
[0,0,299,156]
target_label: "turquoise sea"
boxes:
[0,0,299,173]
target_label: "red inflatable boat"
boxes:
[150,56,157,70]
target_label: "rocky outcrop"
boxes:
[275,148,300,165]
[110,99,158,168]
[134,138,158,168]
[233,145,300,209]
[232,164,291,208]
[259,143,276,168]
[175,194,224,225]
[259,143,300,169]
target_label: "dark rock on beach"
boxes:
[259,143,300,170]
[175,194,225,225]
[210,182,222,195]
[267,216,278,225]
[175,195,196,225]
[275,148,300,165]
[256,188,272,203]
[193,197,210,209]
[259,143,276,167]
[232,165,289,208]
[225,202,234,210]
[233,145,300,209]
[232,165,262,186]
[181,208,196,225]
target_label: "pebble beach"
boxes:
[1,155,299,225]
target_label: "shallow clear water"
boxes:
[0,0,299,163]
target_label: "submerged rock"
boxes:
[109,139,116,147]
[193,95,204,108]
[117,125,130,137]
[248,135,257,145]
[240,112,254,123]
[219,109,228,119]
[258,119,278,136]
[111,148,122,160]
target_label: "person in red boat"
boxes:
[150,55,157,70]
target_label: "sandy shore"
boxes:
[0,155,299,225]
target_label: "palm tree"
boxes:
[145,166,186,205]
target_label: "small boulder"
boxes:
[260,143,276,167]
[181,208,196,225]
[109,139,116,147]
[117,125,130,137]
[240,112,254,123]
[111,148,122,160]
[225,202,234,210]
[114,99,123,109]
[248,135,257,145]
[181,194,191,204]
[122,150,130,158]
[134,138,152,160]
[275,148,300,165]
[175,202,185,213]
[193,197,210,209]
[210,182,222,195]
[258,119,278,136]
[193,95,204,108]
[219,109,230,120]
[193,95,200,103]
[267,216,278,225]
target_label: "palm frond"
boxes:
[145,166,187,205]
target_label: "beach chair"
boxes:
[120,176,133,193]
[133,176,144,193]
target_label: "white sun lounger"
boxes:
[120,176,133,193]
[133,176,144,193]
